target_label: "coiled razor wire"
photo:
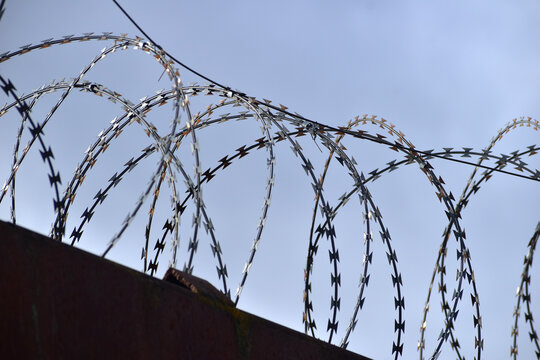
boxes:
[0,3,539,359]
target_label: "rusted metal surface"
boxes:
[163,268,235,307]
[0,220,370,360]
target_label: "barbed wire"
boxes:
[1,1,539,359]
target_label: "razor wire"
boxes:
[1,9,539,359]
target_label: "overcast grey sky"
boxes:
[1,1,540,359]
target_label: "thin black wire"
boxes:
[324,128,540,182]
[111,0,540,183]
[111,0,234,92]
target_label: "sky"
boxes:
[1,1,540,359]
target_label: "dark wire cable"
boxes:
[112,0,233,92]
[111,0,540,183]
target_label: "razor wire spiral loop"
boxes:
[417,117,540,360]
[1,21,540,360]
